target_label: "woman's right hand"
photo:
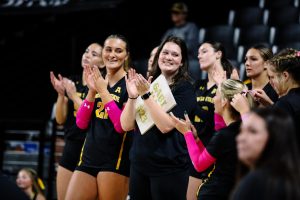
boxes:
[50,71,65,95]
[170,112,192,135]
[252,89,274,106]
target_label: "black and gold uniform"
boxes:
[191,79,217,179]
[59,75,88,171]
[76,77,132,177]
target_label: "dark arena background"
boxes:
[0,0,299,199]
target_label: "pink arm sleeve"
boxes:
[104,100,124,134]
[76,99,94,129]
[184,132,216,172]
[214,113,226,131]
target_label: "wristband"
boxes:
[141,91,151,100]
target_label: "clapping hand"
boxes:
[50,71,65,95]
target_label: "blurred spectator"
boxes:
[232,107,300,200]
[16,168,46,200]
[0,171,29,200]
[161,2,199,61]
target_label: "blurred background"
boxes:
[0,0,299,199]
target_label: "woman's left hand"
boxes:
[135,74,151,96]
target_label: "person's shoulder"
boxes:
[36,193,46,200]
[175,79,194,89]
[193,79,207,88]
[187,21,198,27]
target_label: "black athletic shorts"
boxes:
[75,164,130,178]
[59,139,84,171]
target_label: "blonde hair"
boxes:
[221,79,257,119]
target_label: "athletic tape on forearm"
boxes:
[104,100,124,134]
[184,132,216,172]
[76,99,94,129]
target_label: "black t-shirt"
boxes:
[232,169,285,200]
[81,77,133,168]
[246,82,278,104]
[199,121,241,198]
[64,75,89,141]
[193,79,217,145]
[130,80,198,176]
[275,87,300,147]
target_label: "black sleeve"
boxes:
[170,81,198,120]
[205,132,224,158]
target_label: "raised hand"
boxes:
[62,78,77,101]
[212,69,227,87]
[50,71,65,95]
[84,65,97,92]
[125,68,139,99]
[230,93,251,115]
[91,65,108,94]
[170,112,192,135]
[135,73,151,96]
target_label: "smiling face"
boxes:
[16,170,33,190]
[102,38,128,71]
[245,48,266,78]
[198,43,219,71]
[158,42,182,77]
[81,43,103,69]
[237,113,269,167]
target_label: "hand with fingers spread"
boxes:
[50,71,65,95]
[251,89,274,106]
[170,112,198,139]
[62,77,77,101]
[135,73,151,96]
[91,65,108,94]
[230,93,251,115]
[125,68,139,99]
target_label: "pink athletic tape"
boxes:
[76,99,94,129]
[184,132,216,172]
[214,113,226,131]
[104,100,124,134]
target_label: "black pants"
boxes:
[129,166,189,200]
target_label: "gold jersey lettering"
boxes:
[95,102,108,119]
[205,96,213,103]
[115,87,121,93]
[211,88,217,94]
[111,94,120,103]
